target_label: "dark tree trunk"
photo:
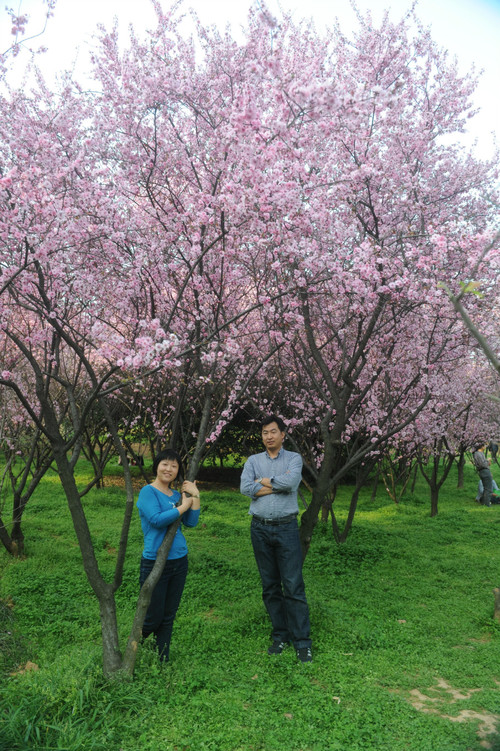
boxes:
[300,483,327,557]
[332,465,372,543]
[0,515,16,556]
[0,442,53,557]
[493,588,500,623]
[418,440,455,518]
[52,444,125,677]
[98,588,123,677]
[0,498,28,557]
[320,488,336,522]
[11,494,25,556]
[430,485,439,517]
[299,442,335,558]
[337,485,361,543]
[457,450,465,489]
[411,461,418,493]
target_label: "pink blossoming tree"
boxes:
[0,1,498,673]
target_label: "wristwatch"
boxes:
[256,477,263,484]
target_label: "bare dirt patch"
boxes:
[103,474,237,493]
[393,678,500,749]
[103,475,146,492]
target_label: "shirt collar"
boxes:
[265,446,284,460]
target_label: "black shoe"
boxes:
[296,647,313,663]
[267,641,289,655]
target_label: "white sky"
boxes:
[2,0,499,159]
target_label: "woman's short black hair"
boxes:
[152,449,184,481]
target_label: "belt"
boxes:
[251,514,297,526]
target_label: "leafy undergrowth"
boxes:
[1,462,500,750]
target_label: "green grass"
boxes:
[1,462,500,750]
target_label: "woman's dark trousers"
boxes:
[139,555,188,662]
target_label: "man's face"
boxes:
[262,422,285,453]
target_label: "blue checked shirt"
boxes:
[240,447,303,519]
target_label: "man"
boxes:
[240,415,313,663]
[472,443,493,507]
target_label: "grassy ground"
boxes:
[1,461,500,751]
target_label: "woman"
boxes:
[137,448,200,662]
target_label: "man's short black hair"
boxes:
[152,448,184,480]
[261,414,286,432]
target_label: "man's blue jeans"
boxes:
[250,517,311,649]
[139,554,188,662]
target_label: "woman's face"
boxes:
[156,459,179,485]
